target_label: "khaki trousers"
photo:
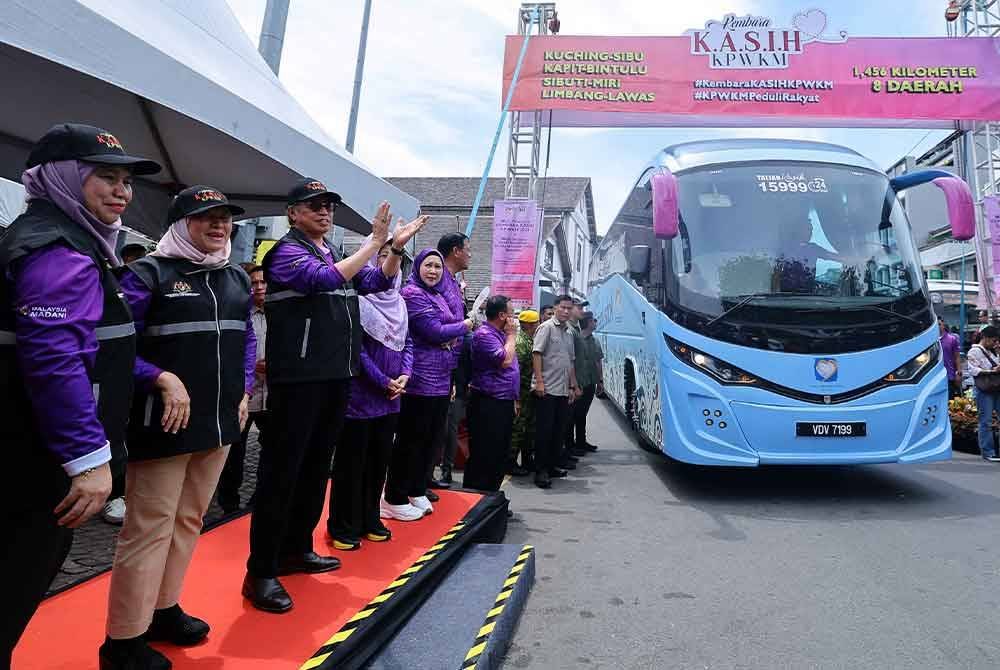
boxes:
[106,447,229,639]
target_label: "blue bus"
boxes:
[589,139,975,465]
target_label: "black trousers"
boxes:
[385,394,450,505]
[329,413,398,540]
[464,392,516,492]
[1,467,72,669]
[109,439,127,499]
[534,393,571,474]
[248,380,348,577]
[218,410,269,509]
[566,384,597,449]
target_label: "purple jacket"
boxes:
[347,334,414,419]
[469,321,519,400]
[403,249,467,397]
[266,239,390,296]
[120,269,256,394]
[10,245,110,474]
[439,267,466,367]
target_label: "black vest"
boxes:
[127,257,250,460]
[263,229,362,384]
[0,200,135,504]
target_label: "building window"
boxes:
[576,241,583,272]
[544,241,555,271]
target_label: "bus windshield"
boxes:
[665,162,934,354]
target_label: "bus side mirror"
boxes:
[651,171,679,239]
[933,177,975,241]
[629,245,651,282]
[889,170,975,241]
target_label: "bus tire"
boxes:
[625,363,657,453]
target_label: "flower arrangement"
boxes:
[949,396,978,443]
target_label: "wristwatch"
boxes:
[390,246,405,256]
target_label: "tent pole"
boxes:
[259,0,290,75]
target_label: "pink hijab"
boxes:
[359,237,408,351]
[151,218,231,268]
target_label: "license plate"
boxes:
[795,422,866,438]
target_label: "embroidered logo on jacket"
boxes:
[164,280,200,298]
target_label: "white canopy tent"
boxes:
[0,0,419,239]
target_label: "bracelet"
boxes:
[75,467,97,480]
[390,246,405,256]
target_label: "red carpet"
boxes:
[15,489,481,670]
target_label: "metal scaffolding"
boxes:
[949,0,1000,308]
[505,3,557,200]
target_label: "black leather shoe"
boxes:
[570,447,588,458]
[242,575,293,613]
[440,467,453,484]
[145,604,209,646]
[558,460,578,471]
[584,442,598,452]
[534,473,551,489]
[99,635,172,670]
[548,468,568,478]
[276,552,341,576]
[425,490,440,502]
[428,478,451,490]
[564,453,580,463]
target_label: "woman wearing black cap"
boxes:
[244,178,426,613]
[99,186,255,670]
[0,123,160,666]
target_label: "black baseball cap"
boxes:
[286,177,342,206]
[26,123,161,175]
[167,185,245,222]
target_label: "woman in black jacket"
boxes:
[101,187,255,670]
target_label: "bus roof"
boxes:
[652,139,882,174]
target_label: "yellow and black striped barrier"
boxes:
[460,544,535,670]
[299,521,468,670]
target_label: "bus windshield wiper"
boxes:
[705,292,808,327]
[797,302,922,326]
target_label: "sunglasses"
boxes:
[306,199,339,213]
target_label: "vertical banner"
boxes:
[492,200,541,312]
[985,195,1000,301]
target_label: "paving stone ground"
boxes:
[48,429,262,595]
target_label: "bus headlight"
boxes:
[884,342,940,383]
[666,336,757,385]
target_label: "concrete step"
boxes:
[366,543,535,670]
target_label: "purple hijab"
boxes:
[22,160,122,266]
[359,237,408,351]
[407,248,456,318]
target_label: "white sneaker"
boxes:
[380,497,424,521]
[409,496,434,515]
[102,497,126,525]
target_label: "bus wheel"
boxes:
[625,363,656,453]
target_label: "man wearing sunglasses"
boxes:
[245,178,427,613]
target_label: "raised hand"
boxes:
[371,202,391,245]
[391,214,430,250]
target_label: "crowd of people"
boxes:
[1,123,606,670]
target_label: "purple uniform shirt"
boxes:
[347,334,414,419]
[265,240,391,296]
[469,321,519,400]
[403,283,468,397]
[119,269,256,394]
[11,245,110,475]
[941,330,960,381]
[438,267,466,366]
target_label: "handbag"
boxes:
[973,345,1000,393]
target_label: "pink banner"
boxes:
[984,195,1000,299]
[492,200,541,312]
[502,12,1000,128]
